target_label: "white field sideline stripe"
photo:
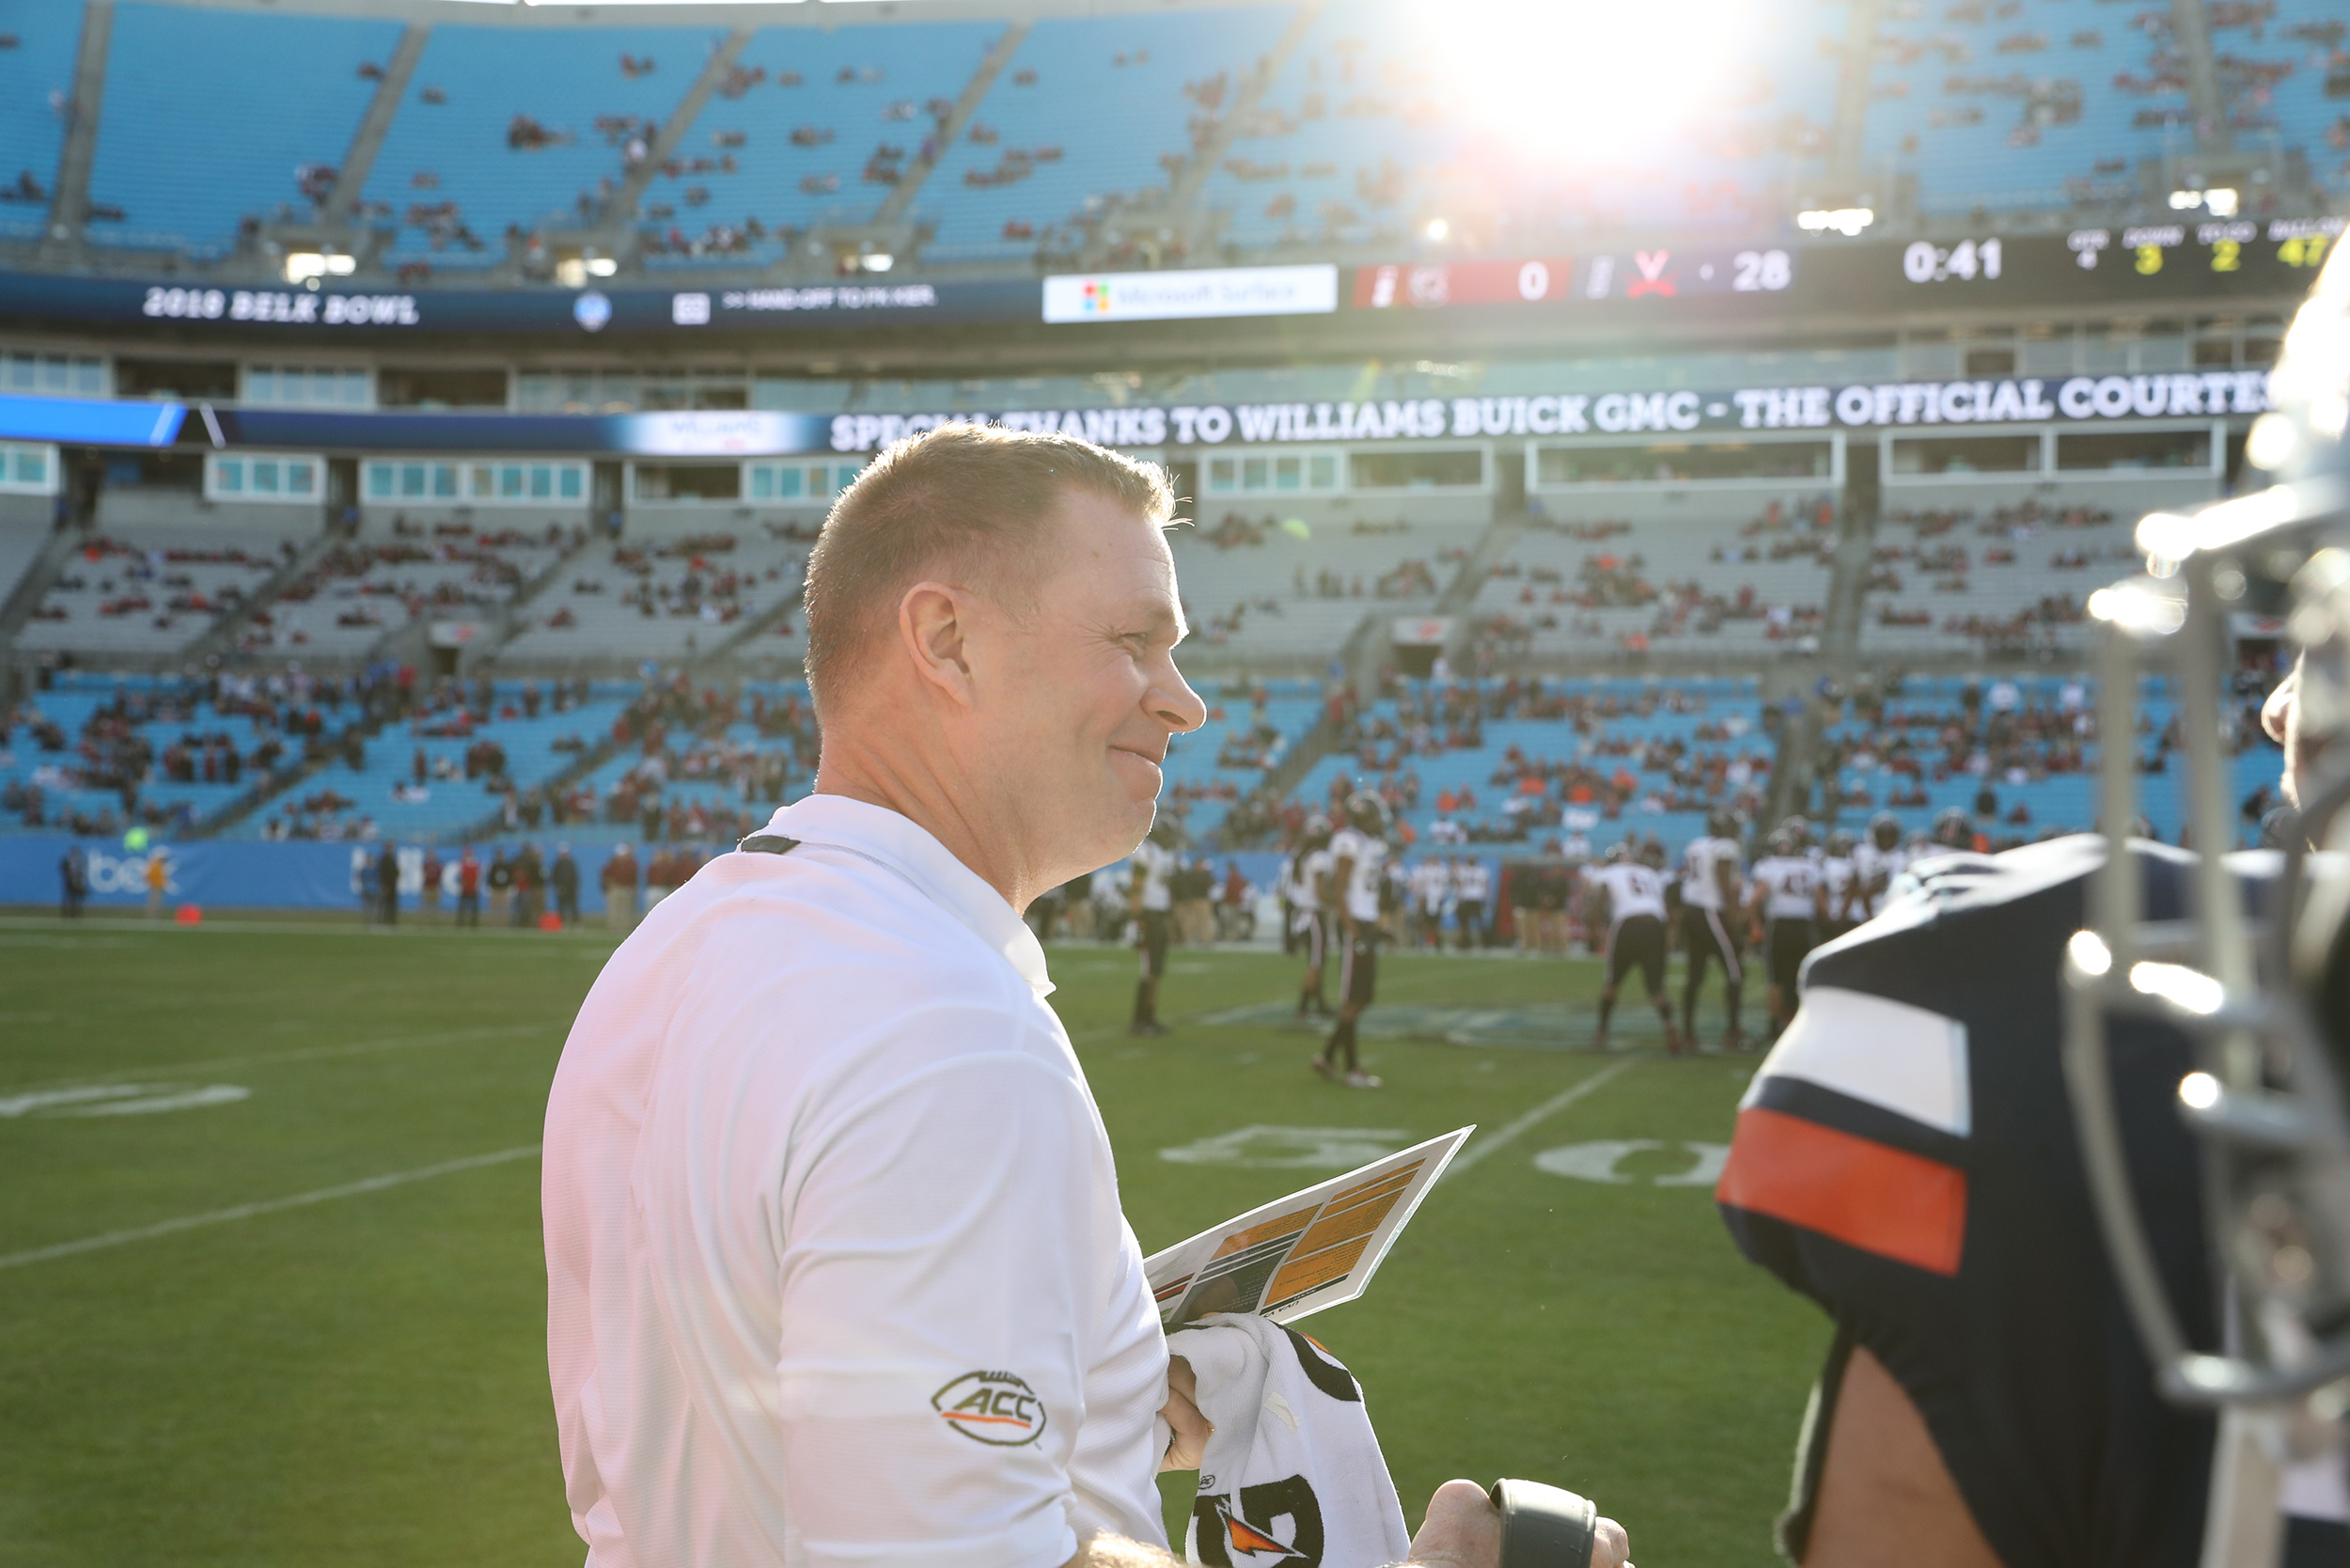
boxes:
[0,1023,549,1094]
[1443,1058,1637,1182]
[0,1145,541,1272]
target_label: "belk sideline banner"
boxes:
[0,836,641,913]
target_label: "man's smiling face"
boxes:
[976,487,1205,885]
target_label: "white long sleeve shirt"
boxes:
[543,793,1168,1568]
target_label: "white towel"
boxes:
[1167,1311,1413,1568]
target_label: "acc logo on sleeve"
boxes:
[932,1370,1048,1446]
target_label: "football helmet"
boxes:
[1826,829,1857,858]
[1931,807,1974,849]
[1344,791,1391,839]
[1302,813,1333,850]
[1708,808,1741,839]
[1870,811,1902,851]
[2065,238,2350,1551]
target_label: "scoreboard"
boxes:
[1822,216,2339,307]
[1348,215,2339,320]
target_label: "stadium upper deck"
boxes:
[0,0,2336,283]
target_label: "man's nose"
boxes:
[1152,658,1208,735]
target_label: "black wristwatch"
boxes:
[1489,1478,1598,1568]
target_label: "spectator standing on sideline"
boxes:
[488,848,514,925]
[514,843,545,927]
[59,847,86,918]
[602,842,637,933]
[420,847,444,924]
[144,850,167,919]
[376,842,400,925]
[358,852,380,924]
[551,844,582,927]
[457,846,482,926]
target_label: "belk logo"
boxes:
[932,1370,1047,1446]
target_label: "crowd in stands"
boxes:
[27,534,291,642]
[3,665,414,839]
[1304,677,1769,850]
[1866,499,2121,653]
[583,675,821,842]
[239,519,572,652]
[258,668,580,839]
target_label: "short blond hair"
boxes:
[801,423,1174,713]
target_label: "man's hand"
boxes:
[1408,1479,1633,1568]
[1158,1355,1210,1472]
[1069,1479,1631,1568]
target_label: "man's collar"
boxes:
[759,793,1054,998]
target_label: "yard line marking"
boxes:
[0,1144,542,1272]
[0,1023,550,1093]
[1442,1058,1637,1183]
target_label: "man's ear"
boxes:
[898,581,977,706]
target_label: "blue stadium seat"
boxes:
[88,3,404,256]
[0,9,85,242]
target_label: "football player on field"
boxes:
[1312,792,1392,1090]
[1677,810,1748,1051]
[1747,824,1823,1041]
[1284,815,1336,1019]
[1585,842,1682,1053]
[1851,811,1907,921]
[1818,829,1862,941]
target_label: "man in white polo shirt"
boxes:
[542,426,1619,1568]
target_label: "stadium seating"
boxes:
[0,11,82,243]
[17,0,2339,263]
[1292,675,1769,858]
[361,20,708,272]
[230,678,635,841]
[556,678,817,847]
[497,527,807,665]
[15,530,291,658]
[920,8,1294,262]
[1170,515,1454,659]
[1814,671,2281,847]
[1196,0,1842,250]
[647,19,1006,265]
[1858,500,2122,658]
[1470,498,1838,660]
[1158,677,1326,846]
[238,521,570,658]
[88,3,404,256]
[1862,0,2189,215]
[0,516,51,608]
[1,671,337,837]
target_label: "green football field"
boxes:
[0,917,1826,1567]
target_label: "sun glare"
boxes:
[1409,0,1762,168]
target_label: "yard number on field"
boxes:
[1533,1139,1730,1187]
